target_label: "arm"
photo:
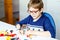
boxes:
[16,24,51,37]
[25,30,51,37]
[16,15,31,26]
[16,24,27,34]
[15,15,30,33]
[44,18,56,38]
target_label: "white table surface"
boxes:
[0,21,58,40]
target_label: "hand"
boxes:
[19,30,24,34]
[25,30,33,35]
[21,24,27,29]
[16,24,21,29]
[25,30,51,37]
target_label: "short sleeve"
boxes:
[16,15,31,26]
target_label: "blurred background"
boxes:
[0,0,60,40]
[0,0,19,25]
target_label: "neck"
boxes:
[33,14,42,22]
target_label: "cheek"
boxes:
[36,13,40,16]
[35,14,40,18]
[30,13,39,17]
[30,13,34,16]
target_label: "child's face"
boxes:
[28,7,43,19]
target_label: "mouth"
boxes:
[32,15,36,17]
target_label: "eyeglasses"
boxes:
[28,10,39,13]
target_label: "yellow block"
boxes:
[29,34,32,39]
[6,36,11,40]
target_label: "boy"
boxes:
[16,0,55,38]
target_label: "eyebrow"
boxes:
[29,10,39,11]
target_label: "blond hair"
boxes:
[28,0,44,10]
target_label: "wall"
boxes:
[0,0,5,18]
[0,0,19,18]
[46,0,60,39]
[12,0,19,12]
[20,0,29,20]
[20,0,60,40]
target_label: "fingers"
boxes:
[19,30,24,34]
[16,24,21,29]
[25,30,32,35]
[21,24,27,29]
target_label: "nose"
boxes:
[31,12,36,14]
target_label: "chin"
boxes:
[33,17,37,19]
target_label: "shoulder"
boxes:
[42,12,51,20]
[41,12,49,19]
[23,15,33,21]
[21,15,32,20]
[20,15,33,23]
[40,12,51,23]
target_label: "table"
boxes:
[0,21,58,40]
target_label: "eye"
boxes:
[30,11,33,13]
[10,30,13,33]
[34,11,38,13]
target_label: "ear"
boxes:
[40,8,44,12]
